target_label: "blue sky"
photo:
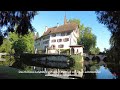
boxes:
[31,11,111,52]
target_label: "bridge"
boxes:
[83,53,107,62]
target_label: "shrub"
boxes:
[0,55,15,66]
[60,49,70,54]
[70,54,83,71]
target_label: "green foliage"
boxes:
[0,56,15,66]
[0,38,11,53]
[12,38,27,54]
[96,12,120,62]
[70,54,83,71]
[79,27,97,52]
[21,32,35,53]
[60,49,70,54]
[96,11,120,77]
[0,11,38,45]
[9,32,35,54]
[90,47,100,55]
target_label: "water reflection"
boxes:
[84,60,117,79]
[96,66,116,79]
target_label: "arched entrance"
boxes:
[71,47,74,55]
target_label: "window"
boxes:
[57,39,62,42]
[58,44,64,48]
[63,38,69,42]
[51,34,56,37]
[51,39,56,42]
[43,35,50,40]
[51,45,56,49]
[61,33,65,36]
[67,32,71,35]
[43,40,49,44]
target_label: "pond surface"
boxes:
[96,66,116,79]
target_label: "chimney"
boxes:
[45,26,48,32]
[57,23,59,27]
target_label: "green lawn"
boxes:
[0,66,59,79]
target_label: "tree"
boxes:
[96,11,120,78]
[12,38,27,54]
[96,11,120,62]
[79,27,97,53]
[90,47,100,55]
[20,32,35,53]
[0,11,38,45]
[10,32,35,54]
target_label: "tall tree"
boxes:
[96,11,120,78]
[10,32,35,54]
[79,27,97,53]
[90,47,100,55]
[0,11,38,45]
[96,11,120,61]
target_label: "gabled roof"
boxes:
[43,22,78,36]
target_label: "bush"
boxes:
[0,55,15,66]
[60,49,70,54]
[70,54,83,71]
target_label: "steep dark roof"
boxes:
[43,22,78,36]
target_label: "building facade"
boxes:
[34,15,83,54]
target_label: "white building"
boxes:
[34,15,83,54]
